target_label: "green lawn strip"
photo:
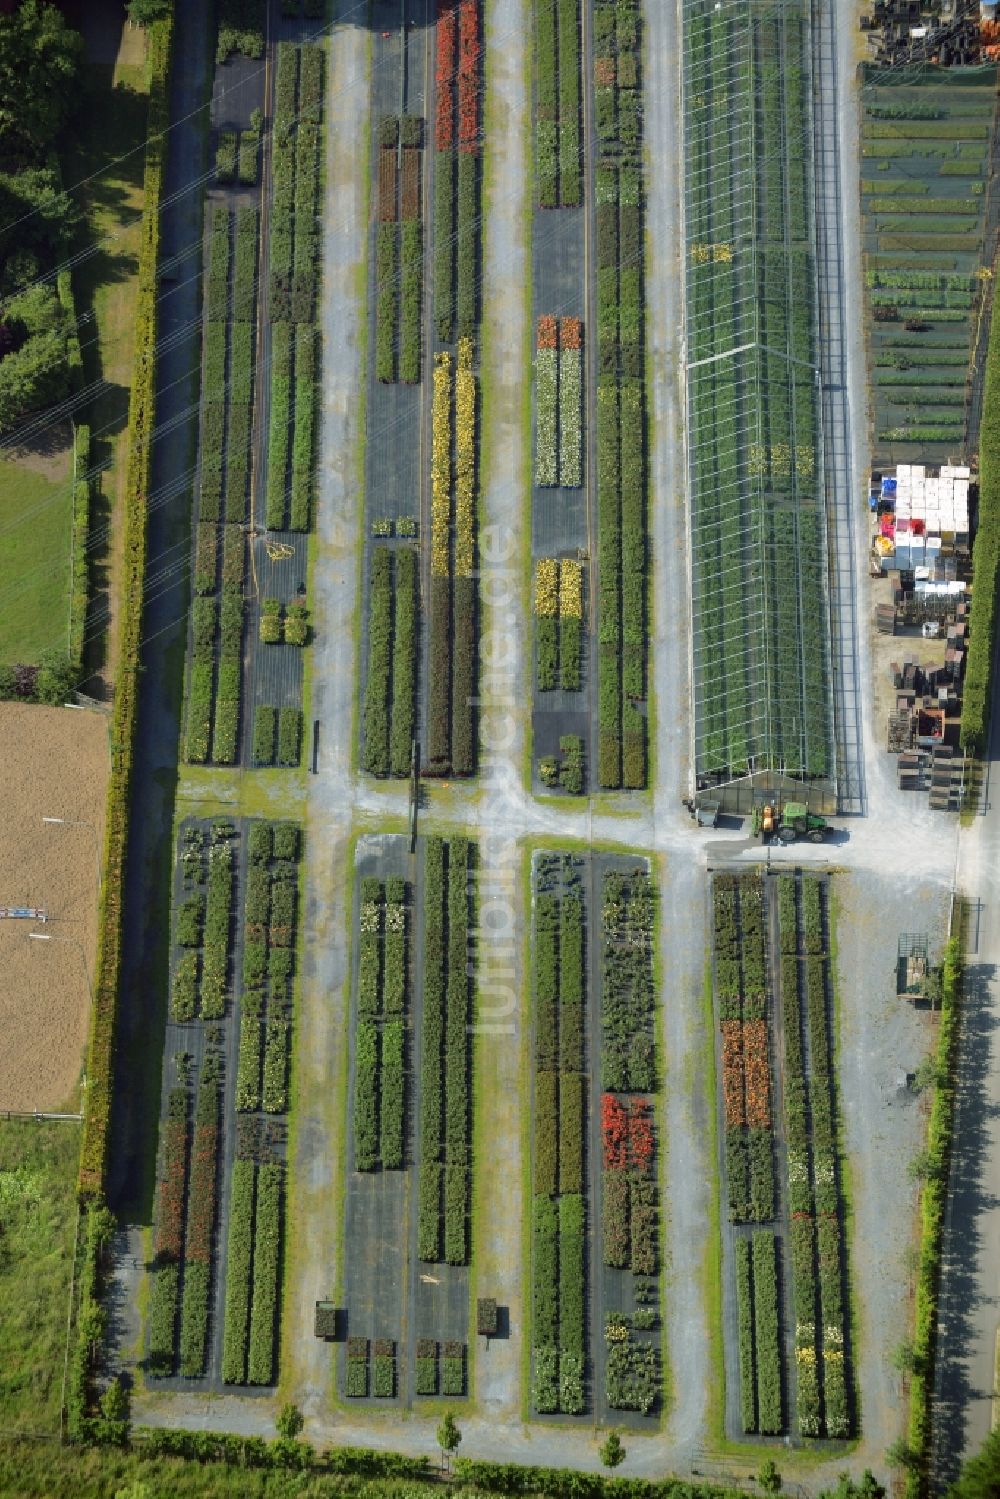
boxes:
[0,455,73,666]
[0,1120,80,1434]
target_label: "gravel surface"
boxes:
[282,0,370,1424]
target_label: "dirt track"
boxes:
[0,703,108,1111]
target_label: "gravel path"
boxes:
[282,3,369,1423]
[644,0,714,1462]
[472,0,531,1419]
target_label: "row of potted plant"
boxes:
[536,0,581,208]
[720,1018,772,1130]
[415,1337,466,1396]
[363,545,418,777]
[535,557,583,693]
[600,869,655,1091]
[172,828,235,1023]
[534,316,583,488]
[418,839,473,1263]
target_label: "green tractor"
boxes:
[751,800,831,844]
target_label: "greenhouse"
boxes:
[682,0,836,802]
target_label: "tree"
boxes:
[818,1474,885,1499]
[276,1402,303,1440]
[127,0,172,24]
[912,1055,940,1094]
[599,1431,626,1471]
[948,1423,1000,1499]
[758,1459,782,1492]
[34,650,77,705]
[0,1,82,157]
[891,1338,921,1376]
[95,1378,130,1446]
[437,1411,462,1471]
[886,1439,921,1473]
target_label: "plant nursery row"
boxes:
[375,116,424,385]
[353,875,410,1171]
[587,0,648,790]
[434,0,481,343]
[185,207,257,766]
[536,0,581,207]
[776,873,851,1437]
[712,873,775,1227]
[427,341,478,773]
[150,819,301,1386]
[530,853,661,1419]
[534,557,583,693]
[362,545,418,776]
[531,853,587,1416]
[535,315,583,488]
[417,837,474,1264]
[598,861,661,1418]
[712,871,852,1440]
[267,41,324,531]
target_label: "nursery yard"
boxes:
[87,0,979,1485]
[0,703,107,1112]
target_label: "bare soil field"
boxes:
[0,703,109,1111]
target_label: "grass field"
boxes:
[0,453,74,667]
[0,1120,80,1434]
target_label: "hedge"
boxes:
[961,296,1000,753]
[78,10,174,1200]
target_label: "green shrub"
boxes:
[253,705,276,765]
[277,707,302,766]
[363,546,392,774]
[399,221,422,384]
[375,223,397,383]
[221,1159,255,1383]
[248,1163,282,1384]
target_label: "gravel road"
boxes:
[282,2,369,1421]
